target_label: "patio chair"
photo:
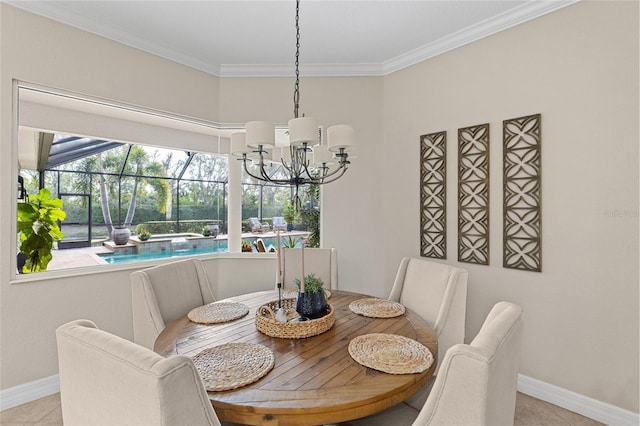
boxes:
[273,216,287,232]
[130,258,215,349]
[56,319,223,426]
[249,217,270,233]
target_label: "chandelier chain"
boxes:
[293,0,300,119]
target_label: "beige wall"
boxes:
[382,0,639,412]
[1,0,638,415]
[0,4,221,388]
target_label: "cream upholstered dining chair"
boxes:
[280,247,338,290]
[334,301,524,426]
[389,258,468,369]
[388,257,468,409]
[413,301,524,425]
[56,319,223,426]
[131,258,215,349]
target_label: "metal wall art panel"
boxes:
[458,124,490,265]
[420,131,447,259]
[503,113,542,272]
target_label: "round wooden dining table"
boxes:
[154,290,438,426]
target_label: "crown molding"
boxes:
[4,0,580,78]
[218,63,384,78]
[3,0,222,76]
[382,0,581,75]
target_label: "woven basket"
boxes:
[255,298,335,339]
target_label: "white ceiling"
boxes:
[6,0,577,76]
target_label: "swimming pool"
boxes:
[98,235,305,264]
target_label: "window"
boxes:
[14,84,319,276]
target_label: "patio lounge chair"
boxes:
[273,216,287,232]
[249,217,270,233]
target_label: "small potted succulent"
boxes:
[202,226,211,237]
[294,273,329,319]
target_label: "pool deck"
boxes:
[47,231,310,271]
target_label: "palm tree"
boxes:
[97,145,169,235]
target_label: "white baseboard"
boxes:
[518,374,640,426]
[1,372,638,425]
[0,375,59,411]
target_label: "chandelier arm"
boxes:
[299,145,316,180]
[311,162,347,181]
[304,164,349,186]
[257,156,274,182]
[241,158,270,182]
[291,146,306,177]
[242,159,296,186]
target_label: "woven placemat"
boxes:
[349,298,406,318]
[192,343,275,391]
[282,289,332,299]
[187,302,250,324]
[348,333,433,374]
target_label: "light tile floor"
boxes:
[0,392,604,425]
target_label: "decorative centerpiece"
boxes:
[255,233,334,338]
[295,274,328,320]
[294,243,329,320]
[255,298,335,339]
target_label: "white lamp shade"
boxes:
[328,124,355,152]
[246,121,275,148]
[288,117,319,146]
[230,132,249,157]
[312,145,334,165]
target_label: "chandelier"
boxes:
[231,0,354,202]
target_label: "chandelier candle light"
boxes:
[300,243,305,293]
[276,231,282,288]
[274,231,289,322]
[231,0,355,204]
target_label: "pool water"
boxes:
[99,244,227,264]
[98,236,304,264]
